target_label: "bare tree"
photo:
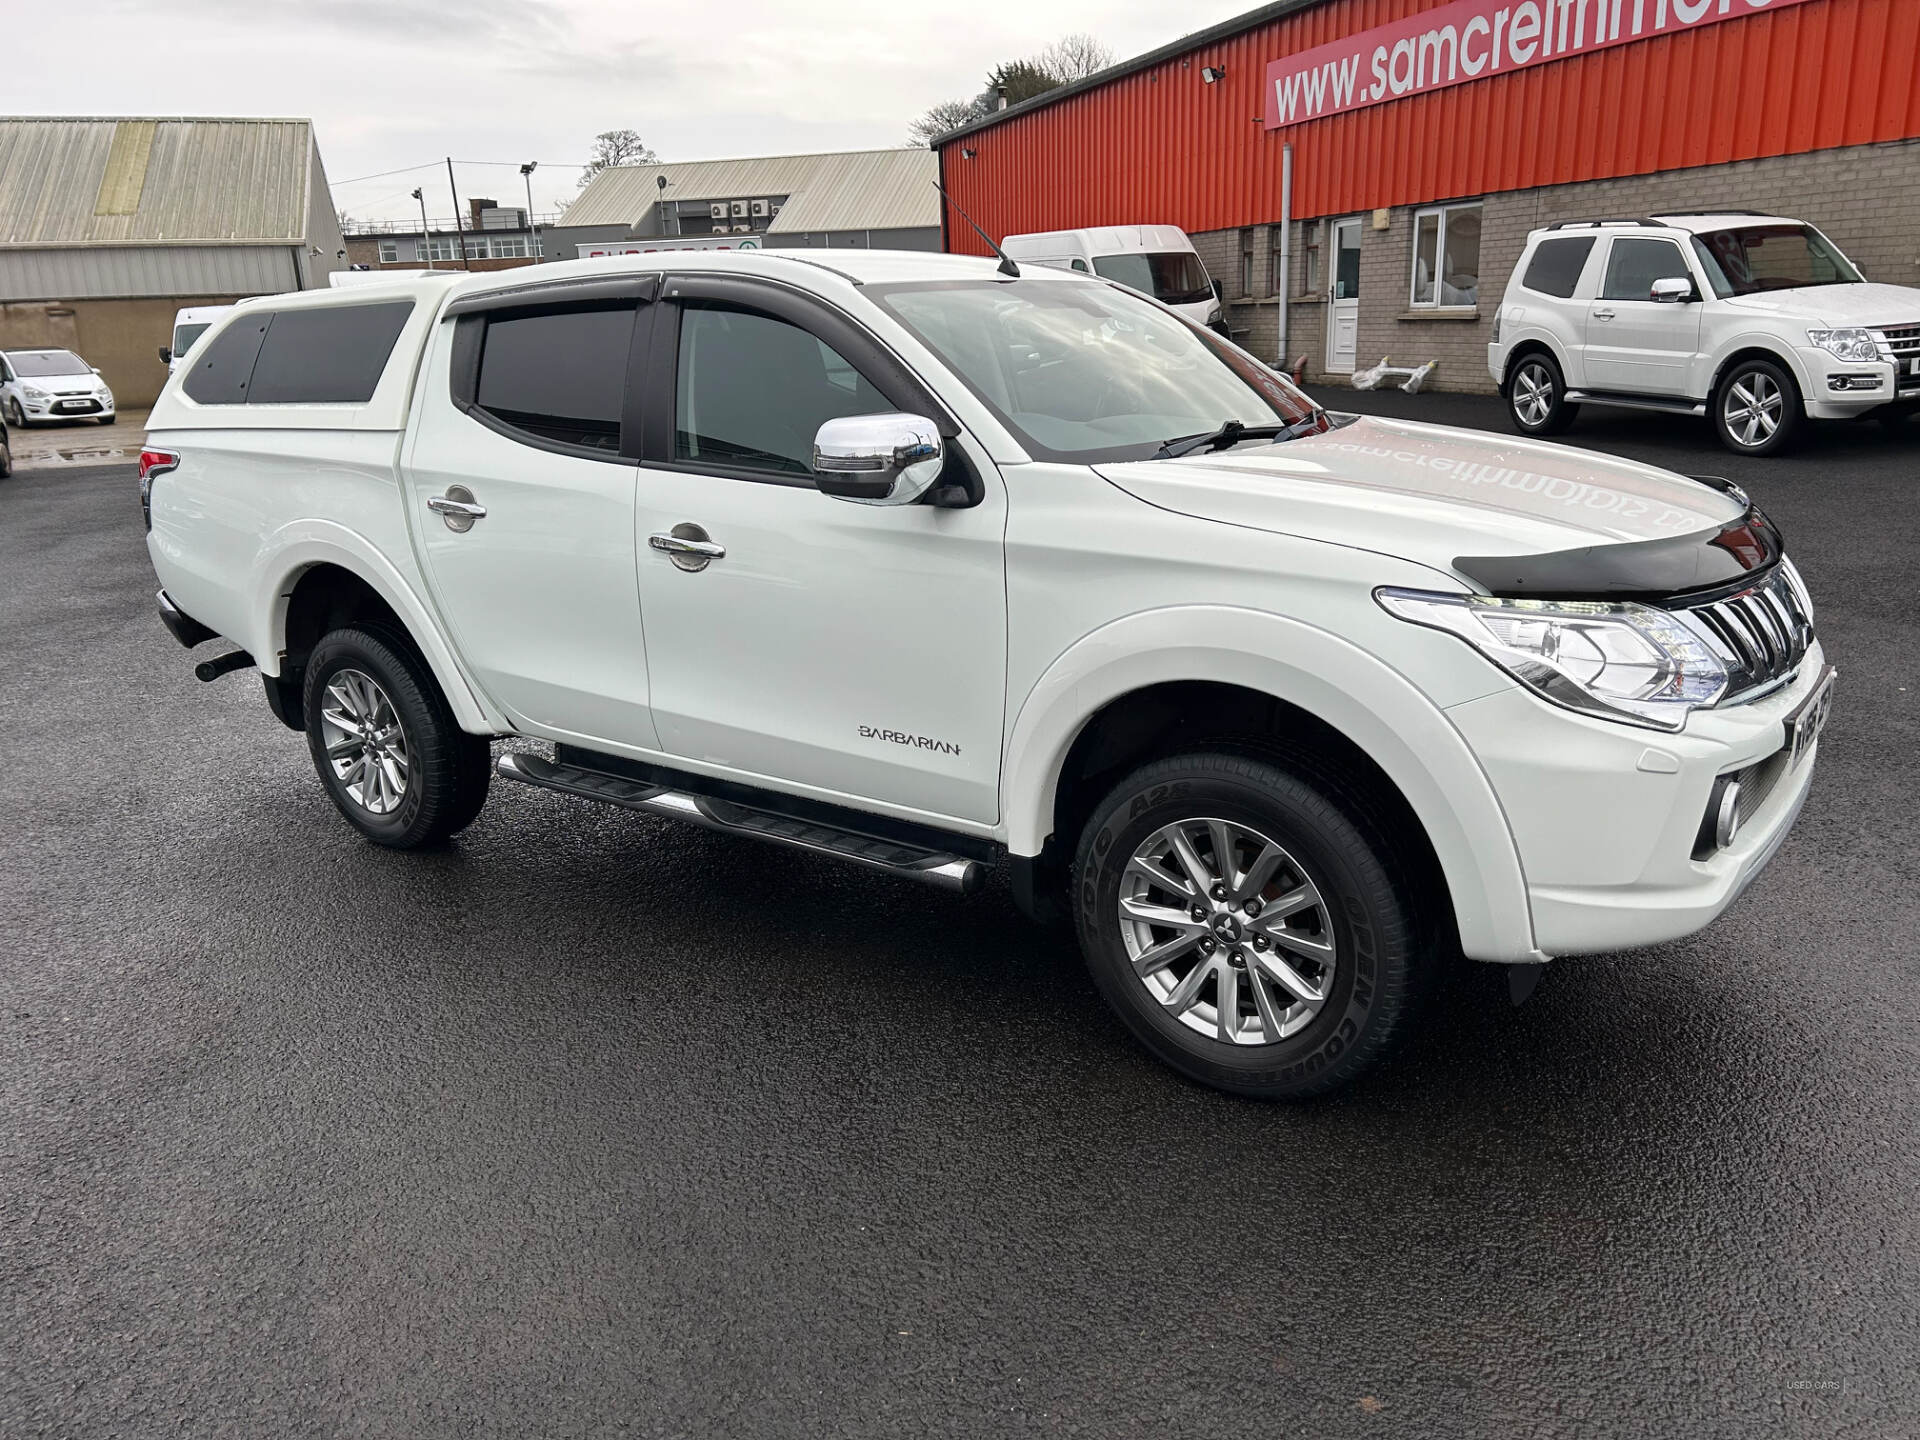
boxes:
[905,34,1117,146]
[1036,33,1113,84]
[906,97,989,148]
[579,129,658,189]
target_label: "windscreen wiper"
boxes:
[1154,414,1324,459]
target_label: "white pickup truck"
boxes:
[142,251,1832,1098]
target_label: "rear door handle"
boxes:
[427,487,486,532]
[649,533,725,559]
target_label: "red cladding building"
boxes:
[935,0,1920,390]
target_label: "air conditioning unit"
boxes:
[732,224,752,234]
[750,199,769,218]
[709,203,727,220]
[712,223,731,235]
[730,200,749,218]
[769,202,782,218]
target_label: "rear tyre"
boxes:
[1506,353,1578,436]
[1714,356,1801,457]
[1072,751,1433,1100]
[301,626,491,849]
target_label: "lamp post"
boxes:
[519,162,539,263]
[412,187,432,269]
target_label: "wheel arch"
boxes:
[1001,607,1540,963]
[1499,339,1560,395]
[249,525,498,735]
[1709,341,1808,405]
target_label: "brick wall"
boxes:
[1196,137,1920,394]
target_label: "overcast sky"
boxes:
[9,0,1251,224]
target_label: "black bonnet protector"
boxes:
[1453,501,1785,603]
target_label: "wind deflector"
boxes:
[1454,506,1785,601]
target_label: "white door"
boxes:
[402,295,661,751]
[1584,235,1703,396]
[1326,218,1362,373]
[632,290,1007,825]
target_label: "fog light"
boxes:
[1828,374,1882,392]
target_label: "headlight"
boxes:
[1808,328,1880,363]
[22,385,47,401]
[1377,588,1728,731]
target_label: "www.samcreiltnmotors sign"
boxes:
[1266,0,1814,128]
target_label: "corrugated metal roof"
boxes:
[0,117,314,247]
[562,148,938,234]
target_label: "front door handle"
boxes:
[428,486,486,533]
[1592,308,1617,321]
[650,524,725,572]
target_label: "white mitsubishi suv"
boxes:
[1490,213,1920,456]
[141,251,1833,1099]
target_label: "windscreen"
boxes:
[171,323,212,358]
[1689,225,1862,297]
[9,351,91,377]
[869,277,1315,464]
[1090,251,1213,306]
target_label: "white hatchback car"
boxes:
[0,347,117,426]
[1489,214,1920,456]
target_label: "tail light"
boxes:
[138,448,179,532]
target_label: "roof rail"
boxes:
[1649,209,1778,218]
[1545,217,1665,231]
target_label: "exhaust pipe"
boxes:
[194,649,254,682]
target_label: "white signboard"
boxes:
[577,236,763,259]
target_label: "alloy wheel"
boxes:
[1117,817,1338,1046]
[1724,370,1784,448]
[319,668,410,815]
[1512,362,1555,427]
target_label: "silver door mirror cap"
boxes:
[812,413,944,506]
[1650,277,1696,304]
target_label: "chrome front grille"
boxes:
[1877,323,1920,360]
[1672,564,1814,704]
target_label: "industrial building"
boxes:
[544,148,941,261]
[0,116,346,407]
[935,0,1920,392]
[343,198,554,274]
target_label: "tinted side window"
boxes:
[474,305,637,453]
[184,313,272,404]
[674,304,889,476]
[247,302,413,404]
[1521,236,1596,298]
[1602,238,1691,302]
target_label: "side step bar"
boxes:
[1564,390,1707,417]
[495,752,983,894]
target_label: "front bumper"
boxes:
[1446,647,1828,957]
[21,392,114,421]
[1797,349,1918,419]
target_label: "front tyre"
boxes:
[301,626,491,848]
[1714,357,1801,456]
[1072,752,1431,1100]
[1507,353,1578,436]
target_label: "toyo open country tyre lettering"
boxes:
[301,625,491,849]
[1073,751,1432,1099]
[1507,352,1579,437]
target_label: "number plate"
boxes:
[1784,667,1836,771]
[55,399,88,411]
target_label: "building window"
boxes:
[1410,202,1482,307]
[425,237,460,263]
[1239,228,1256,297]
[377,240,398,264]
[1299,220,1321,297]
[463,237,491,260]
[490,236,529,259]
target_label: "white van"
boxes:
[162,306,236,375]
[999,225,1223,330]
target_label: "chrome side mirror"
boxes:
[1650,277,1696,304]
[812,413,944,506]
